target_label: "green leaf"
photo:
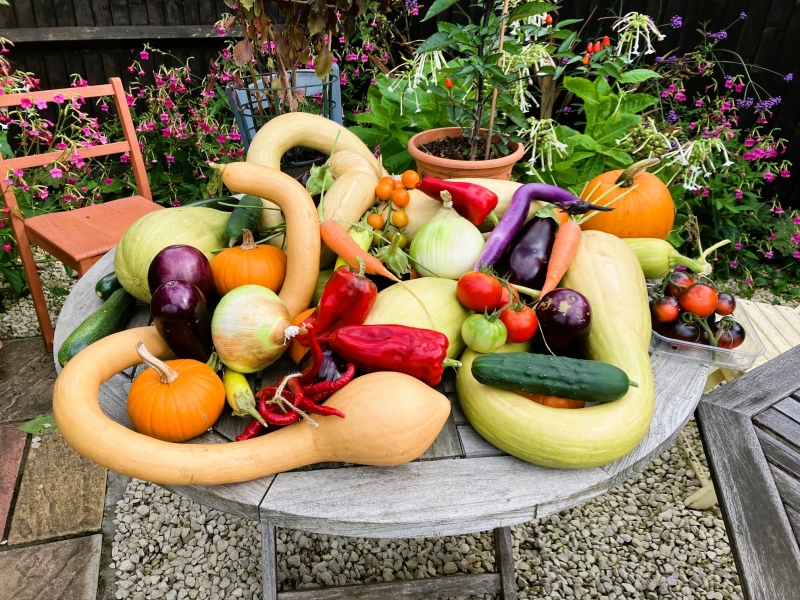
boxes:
[0,130,11,158]
[602,149,634,168]
[556,31,578,54]
[594,76,613,100]
[423,0,460,21]
[508,2,556,23]
[19,413,58,435]
[594,113,641,145]
[575,154,605,187]
[599,62,624,80]
[620,93,659,114]
[0,266,26,298]
[305,163,334,197]
[618,69,660,83]
[415,31,451,54]
[563,77,598,104]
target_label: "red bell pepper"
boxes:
[415,177,499,227]
[328,325,461,386]
[296,264,377,346]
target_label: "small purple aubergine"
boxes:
[147,245,215,302]
[535,288,592,357]
[151,280,213,362]
[495,216,557,289]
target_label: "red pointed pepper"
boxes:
[295,263,377,346]
[328,325,461,387]
[415,177,499,226]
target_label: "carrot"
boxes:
[540,220,582,297]
[320,220,400,282]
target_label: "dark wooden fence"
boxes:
[2,0,800,205]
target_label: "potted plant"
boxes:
[402,0,555,179]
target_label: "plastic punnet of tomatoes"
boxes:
[647,270,765,370]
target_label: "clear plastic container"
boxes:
[649,300,765,369]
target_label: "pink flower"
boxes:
[0,220,5,228]
[2,207,10,218]
[695,99,703,107]
[1,179,10,185]
[661,90,669,98]
[702,188,710,197]
[725,77,733,89]
[765,250,774,258]
[764,171,776,182]
[735,83,744,93]
[52,93,65,104]
[161,128,171,138]
[735,189,743,199]
[217,133,227,143]
[166,154,174,163]
[729,261,738,269]
[794,252,800,259]
[2,243,11,252]
[120,153,130,163]
[734,242,743,249]
[781,169,791,178]
[35,99,47,109]
[775,205,784,214]
[361,55,368,63]
[689,122,696,129]
[100,102,109,111]
[126,94,135,106]
[353,69,360,77]
[38,188,48,200]
[20,98,32,109]
[104,177,113,186]
[160,113,170,123]
[140,49,149,60]
[744,137,755,147]
[172,199,181,207]
[49,167,63,179]
[12,169,23,177]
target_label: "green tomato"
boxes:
[461,314,507,354]
[389,231,409,250]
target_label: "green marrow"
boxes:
[58,288,136,366]
[224,195,264,247]
[95,271,122,300]
[185,195,239,212]
[471,352,637,403]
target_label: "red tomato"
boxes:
[665,270,695,297]
[494,283,521,310]
[456,272,503,312]
[679,283,719,318]
[715,292,736,316]
[651,296,679,323]
[499,306,538,343]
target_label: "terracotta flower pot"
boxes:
[408,127,525,180]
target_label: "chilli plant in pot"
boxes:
[402,0,557,179]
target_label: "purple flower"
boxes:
[737,97,754,109]
[740,12,747,19]
[563,106,572,114]
[140,49,149,60]
[49,167,63,179]
[707,30,728,41]
[764,171,776,182]
[730,261,739,269]
[655,56,664,63]
[785,73,794,82]
[765,250,774,258]
[670,15,682,28]
[561,57,570,64]
[735,189,743,199]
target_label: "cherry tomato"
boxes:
[665,270,695,297]
[457,272,503,312]
[582,53,590,65]
[391,209,408,228]
[544,13,553,25]
[389,230,408,249]
[662,319,701,343]
[494,284,520,310]
[401,170,420,188]
[679,283,718,318]
[445,77,453,89]
[651,296,679,323]
[391,188,410,208]
[375,181,394,202]
[461,314,507,353]
[715,292,736,316]
[393,178,404,189]
[366,213,385,230]
[499,305,538,343]
[711,320,746,349]
[592,40,602,53]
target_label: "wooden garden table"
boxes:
[54,249,710,600]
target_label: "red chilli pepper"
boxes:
[592,40,602,53]
[236,418,265,441]
[582,53,590,65]
[445,77,453,89]
[295,266,377,346]
[329,325,459,387]
[586,42,593,54]
[299,327,323,385]
[304,363,357,401]
[415,177,499,227]
[602,35,611,46]
[545,13,553,25]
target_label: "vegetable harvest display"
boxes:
[53,112,701,485]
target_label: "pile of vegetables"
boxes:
[58,113,739,478]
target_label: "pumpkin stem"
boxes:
[241,229,257,250]
[616,158,660,187]
[136,342,179,384]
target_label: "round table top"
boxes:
[54,249,709,538]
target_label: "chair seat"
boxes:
[24,195,162,267]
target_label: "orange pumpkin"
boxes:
[128,342,225,442]
[516,391,586,409]
[288,307,317,364]
[579,158,675,240]
[211,229,287,295]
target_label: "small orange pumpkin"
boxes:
[211,229,287,295]
[516,391,586,409]
[288,307,317,364]
[579,158,675,240]
[128,342,225,442]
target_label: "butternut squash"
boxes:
[456,231,655,469]
[53,326,451,485]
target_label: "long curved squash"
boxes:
[215,162,319,319]
[456,231,654,469]
[53,327,450,485]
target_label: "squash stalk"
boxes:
[615,158,661,187]
[136,342,178,384]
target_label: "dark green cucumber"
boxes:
[224,195,264,247]
[471,352,637,403]
[58,288,136,366]
[95,271,122,300]
[185,195,239,212]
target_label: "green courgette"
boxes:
[471,352,637,403]
[58,288,136,366]
[95,271,122,300]
[185,195,239,212]
[224,195,264,247]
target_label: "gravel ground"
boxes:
[110,420,742,600]
[0,253,75,339]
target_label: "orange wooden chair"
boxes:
[0,77,162,351]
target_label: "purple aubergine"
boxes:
[147,245,215,303]
[535,288,592,356]
[476,183,613,269]
[495,216,557,289]
[151,280,213,362]
[313,348,350,382]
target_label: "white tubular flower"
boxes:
[613,13,665,60]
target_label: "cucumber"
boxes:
[470,352,636,403]
[185,195,239,212]
[58,288,136,366]
[95,271,122,300]
[224,195,264,247]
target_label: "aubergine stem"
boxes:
[136,342,178,384]
[615,157,661,187]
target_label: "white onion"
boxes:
[409,202,485,279]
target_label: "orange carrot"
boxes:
[320,220,400,282]
[540,220,582,296]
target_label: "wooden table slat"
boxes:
[457,425,506,458]
[753,408,800,454]
[743,299,798,354]
[786,505,800,545]
[756,427,800,481]
[773,397,800,426]
[419,413,463,461]
[771,465,800,514]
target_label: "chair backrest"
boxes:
[0,77,151,213]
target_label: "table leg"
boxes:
[262,523,278,600]
[494,527,518,600]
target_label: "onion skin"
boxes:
[410,205,485,280]
[151,281,213,362]
[148,245,216,303]
[535,288,592,357]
